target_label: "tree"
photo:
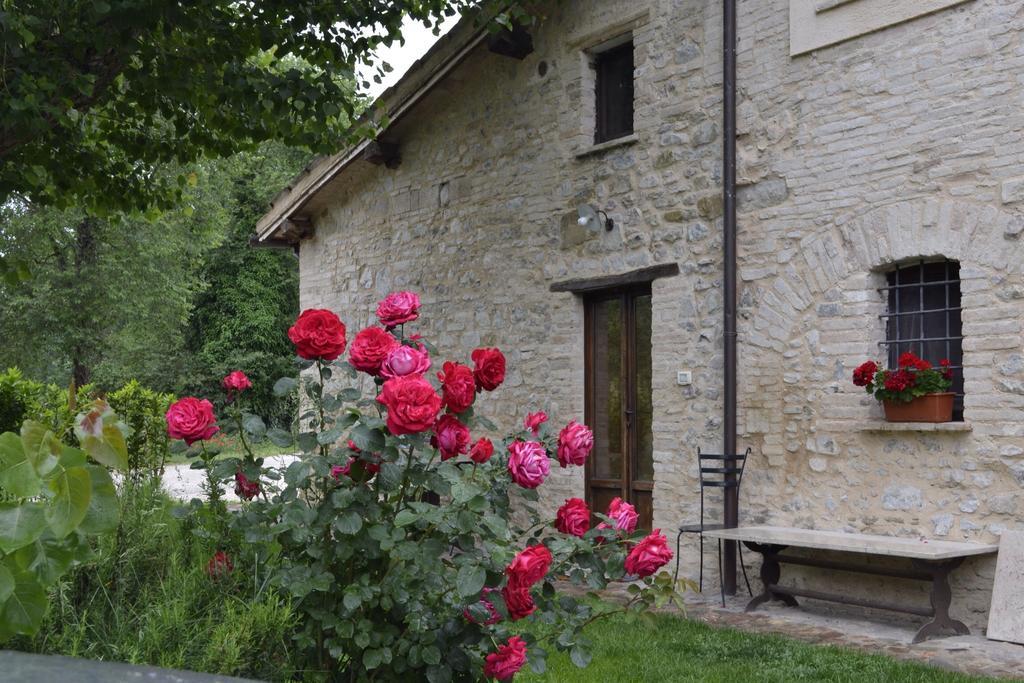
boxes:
[0,1,533,216]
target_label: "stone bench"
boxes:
[701,525,999,643]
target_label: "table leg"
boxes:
[911,558,970,644]
[743,542,799,612]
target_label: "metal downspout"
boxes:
[722,0,739,597]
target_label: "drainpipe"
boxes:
[722,0,739,597]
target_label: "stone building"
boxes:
[257,0,1024,630]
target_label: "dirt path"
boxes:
[161,454,299,501]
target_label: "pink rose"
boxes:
[471,347,506,392]
[523,410,547,435]
[625,529,674,578]
[221,371,252,395]
[483,636,527,681]
[555,498,590,537]
[431,413,471,461]
[463,587,501,626]
[380,344,431,379]
[330,462,350,479]
[376,374,442,435]
[608,496,639,533]
[469,437,494,464]
[556,420,593,467]
[234,471,260,500]
[507,441,549,489]
[438,361,476,414]
[376,291,421,328]
[166,397,219,446]
[348,326,400,376]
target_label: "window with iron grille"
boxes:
[881,259,964,420]
[594,40,634,144]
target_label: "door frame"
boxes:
[582,283,653,522]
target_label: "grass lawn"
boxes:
[521,610,994,683]
[165,434,294,465]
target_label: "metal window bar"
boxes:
[882,259,964,420]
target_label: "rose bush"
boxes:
[173,294,685,682]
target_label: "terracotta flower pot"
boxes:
[882,393,955,423]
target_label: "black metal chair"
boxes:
[673,447,753,607]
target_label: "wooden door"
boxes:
[584,286,654,530]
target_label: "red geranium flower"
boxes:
[852,361,877,387]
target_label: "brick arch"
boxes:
[738,198,1024,464]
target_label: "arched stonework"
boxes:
[737,199,1024,539]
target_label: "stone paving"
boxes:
[674,591,1024,680]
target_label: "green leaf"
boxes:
[1,569,47,636]
[334,511,362,535]
[19,422,59,478]
[274,377,298,396]
[79,465,118,535]
[0,432,40,498]
[0,564,13,605]
[317,424,345,445]
[45,466,91,538]
[394,509,418,527]
[74,401,129,471]
[14,531,81,586]
[350,424,385,452]
[0,503,47,553]
[456,564,486,598]
[363,648,382,670]
[242,414,267,438]
[569,645,592,669]
[267,428,294,448]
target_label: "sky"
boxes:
[356,13,462,100]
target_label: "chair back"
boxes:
[697,447,751,525]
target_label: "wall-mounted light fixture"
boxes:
[577,203,614,232]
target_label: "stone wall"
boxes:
[295,0,1024,630]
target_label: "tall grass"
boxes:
[15,479,299,680]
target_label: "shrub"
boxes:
[107,380,175,481]
[0,368,35,435]
[176,297,687,682]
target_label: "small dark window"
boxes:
[881,259,964,420]
[594,40,634,144]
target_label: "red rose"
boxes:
[463,587,501,626]
[376,291,421,328]
[431,413,471,461]
[166,397,219,446]
[222,370,252,395]
[332,456,380,480]
[469,437,494,464]
[484,636,527,681]
[500,585,536,621]
[507,440,549,489]
[625,529,674,578]
[288,309,347,361]
[523,410,547,435]
[555,498,590,537]
[348,326,400,376]
[380,344,431,379]
[471,347,506,392]
[438,361,475,414]
[852,361,877,387]
[234,471,260,500]
[377,375,442,435]
[506,544,552,588]
[557,420,593,467]
[206,551,233,579]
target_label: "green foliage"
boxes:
[18,480,299,680]
[0,401,126,639]
[107,381,175,481]
[0,369,33,436]
[0,1,536,217]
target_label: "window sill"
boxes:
[575,133,639,159]
[855,421,973,433]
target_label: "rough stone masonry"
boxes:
[280,0,1024,631]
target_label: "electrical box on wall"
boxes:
[676,371,692,386]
